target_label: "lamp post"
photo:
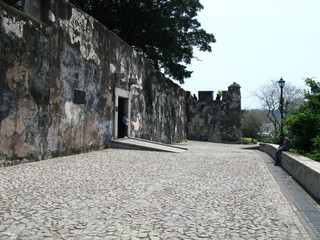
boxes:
[278,77,286,133]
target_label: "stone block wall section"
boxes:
[259,143,320,203]
[0,0,241,164]
[187,83,242,143]
[0,0,186,161]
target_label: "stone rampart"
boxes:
[186,83,241,143]
[0,0,241,164]
[0,0,186,162]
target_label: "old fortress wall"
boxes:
[0,0,241,164]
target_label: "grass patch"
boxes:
[241,137,257,144]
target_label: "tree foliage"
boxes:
[241,110,262,140]
[4,0,215,83]
[285,78,320,160]
[69,0,216,83]
[241,109,277,141]
[2,0,23,9]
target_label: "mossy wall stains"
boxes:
[0,0,241,165]
[0,0,187,163]
[186,83,242,143]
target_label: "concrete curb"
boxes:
[259,143,320,203]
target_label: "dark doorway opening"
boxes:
[118,97,128,138]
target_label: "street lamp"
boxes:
[278,77,286,133]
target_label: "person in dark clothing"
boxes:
[122,113,129,138]
[275,133,291,166]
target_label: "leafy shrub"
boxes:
[285,78,320,161]
[241,138,257,144]
[286,112,319,152]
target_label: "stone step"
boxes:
[111,138,187,153]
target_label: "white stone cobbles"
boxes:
[0,141,316,239]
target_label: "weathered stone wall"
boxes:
[0,0,186,163]
[0,2,52,160]
[186,83,242,143]
[0,0,240,164]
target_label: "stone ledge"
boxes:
[259,143,320,202]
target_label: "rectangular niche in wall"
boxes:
[73,90,86,104]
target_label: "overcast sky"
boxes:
[180,0,320,109]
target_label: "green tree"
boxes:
[68,0,216,83]
[241,110,262,140]
[285,78,320,160]
[241,109,277,141]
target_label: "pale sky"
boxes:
[180,0,320,109]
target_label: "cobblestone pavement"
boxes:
[0,141,317,239]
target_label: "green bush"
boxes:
[305,151,320,162]
[241,137,257,144]
[290,148,320,162]
[286,112,319,152]
[285,78,320,161]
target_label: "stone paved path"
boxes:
[0,141,317,239]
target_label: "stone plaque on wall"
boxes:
[73,90,86,104]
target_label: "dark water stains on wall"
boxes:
[0,0,241,165]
